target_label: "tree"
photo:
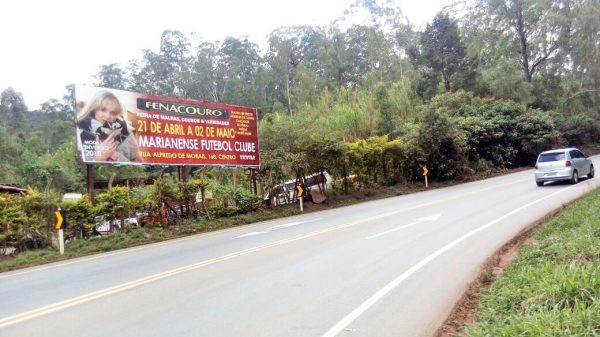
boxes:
[469,0,568,83]
[129,30,192,97]
[96,186,132,232]
[562,0,600,112]
[219,37,262,106]
[416,103,468,179]
[40,98,72,119]
[344,25,395,87]
[0,87,27,130]
[415,13,466,92]
[36,97,75,156]
[95,64,127,90]
[190,41,223,102]
[330,0,408,89]
[373,83,395,136]
[0,126,23,183]
[267,26,324,115]
[480,58,533,103]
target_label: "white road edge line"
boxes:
[320,184,577,337]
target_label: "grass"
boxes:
[462,189,600,337]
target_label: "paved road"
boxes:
[1,160,599,337]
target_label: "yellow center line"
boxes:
[0,177,529,328]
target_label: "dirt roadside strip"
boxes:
[435,222,542,337]
[436,191,597,337]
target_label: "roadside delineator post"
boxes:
[422,165,429,188]
[296,184,304,212]
[54,208,66,255]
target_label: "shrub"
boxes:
[60,195,95,239]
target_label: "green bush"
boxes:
[208,203,239,218]
[61,195,95,239]
[415,108,468,179]
[555,113,600,146]
[235,190,264,213]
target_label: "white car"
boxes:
[94,215,138,234]
[534,148,594,186]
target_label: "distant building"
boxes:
[63,193,83,201]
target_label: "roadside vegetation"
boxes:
[1,3,598,335]
[460,189,600,336]
[1,0,599,279]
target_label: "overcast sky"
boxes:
[1,0,449,110]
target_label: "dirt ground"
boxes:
[433,222,545,337]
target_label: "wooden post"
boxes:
[157,170,164,227]
[232,169,238,193]
[177,165,192,216]
[251,169,258,195]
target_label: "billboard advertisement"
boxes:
[74,85,260,167]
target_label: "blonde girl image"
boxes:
[76,91,141,163]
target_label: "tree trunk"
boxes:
[232,169,238,193]
[87,165,95,205]
[201,186,211,220]
[249,169,258,195]
[514,1,532,82]
[286,70,293,115]
[108,173,117,190]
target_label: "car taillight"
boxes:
[566,160,572,167]
[535,164,538,169]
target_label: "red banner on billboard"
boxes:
[74,85,260,167]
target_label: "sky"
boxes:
[1,0,449,110]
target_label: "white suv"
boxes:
[534,148,594,186]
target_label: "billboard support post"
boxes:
[86,164,94,205]
[250,169,258,195]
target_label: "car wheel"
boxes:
[536,181,544,187]
[588,165,595,179]
[570,170,579,184]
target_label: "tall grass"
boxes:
[463,189,600,336]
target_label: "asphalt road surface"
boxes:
[2,159,599,337]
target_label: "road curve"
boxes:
[1,158,599,337]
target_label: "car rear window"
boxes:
[538,152,565,162]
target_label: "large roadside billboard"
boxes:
[74,85,260,167]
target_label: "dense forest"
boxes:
[1,0,599,247]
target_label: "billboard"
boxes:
[74,85,260,167]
